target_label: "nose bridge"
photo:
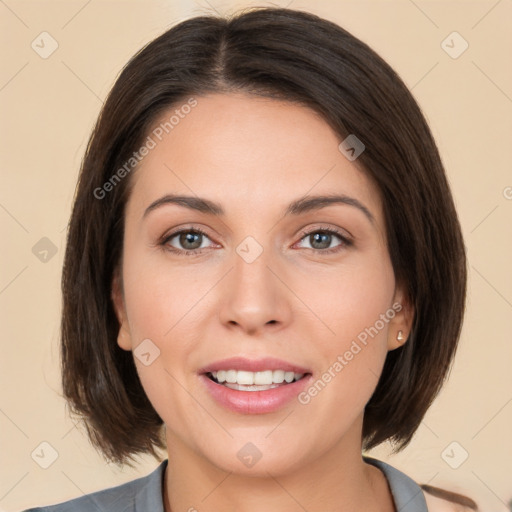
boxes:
[232,234,278,303]
[217,233,290,332]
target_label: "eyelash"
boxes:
[160,225,353,257]
[297,226,353,254]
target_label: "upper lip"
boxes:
[198,357,311,374]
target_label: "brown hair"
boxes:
[61,6,467,465]
[421,485,479,510]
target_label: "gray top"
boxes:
[23,457,428,511]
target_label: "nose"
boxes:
[217,243,292,336]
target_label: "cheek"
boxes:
[121,254,205,429]
[119,247,216,419]
[121,247,210,345]
[297,257,395,403]
[301,255,395,347]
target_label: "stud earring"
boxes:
[397,330,404,342]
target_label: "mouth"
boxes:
[198,357,313,413]
[199,359,313,415]
[205,369,310,392]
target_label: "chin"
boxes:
[193,433,314,478]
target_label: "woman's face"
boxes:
[112,92,411,476]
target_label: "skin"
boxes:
[112,92,414,512]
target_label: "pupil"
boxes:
[181,232,201,250]
[312,232,330,249]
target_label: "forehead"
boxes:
[126,92,382,223]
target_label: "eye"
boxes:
[161,228,215,255]
[160,225,353,256]
[295,227,352,254]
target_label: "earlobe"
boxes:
[387,286,414,351]
[388,325,411,352]
[111,268,132,351]
[393,329,407,347]
[116,325,133,351]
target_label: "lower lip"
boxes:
[200,374,313,414]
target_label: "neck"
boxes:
[162,422,395,512]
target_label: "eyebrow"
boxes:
[143,193,374,224]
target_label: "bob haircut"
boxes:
[61,6,467,466]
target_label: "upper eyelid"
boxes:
[298,224,352,240]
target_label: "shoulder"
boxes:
[21,460,168,512]
[364,457,479,512]
[364,456,429,512]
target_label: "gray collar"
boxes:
[364,456,428,512]
[26,457,427,511]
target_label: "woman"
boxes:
[24,6,467,512]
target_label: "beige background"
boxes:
[1,0,511,510]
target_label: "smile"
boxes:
[207,369,305,391]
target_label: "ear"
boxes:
[387,283,415,351]
[111,267,133,351]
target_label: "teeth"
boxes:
[273,370,285,383]
[238,370,255,385]
[225,370,237,383]
[211,370,304,386]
